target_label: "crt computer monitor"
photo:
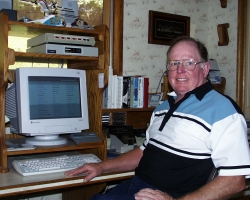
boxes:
[5,67,89,146]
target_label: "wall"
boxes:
[122,0,238,100]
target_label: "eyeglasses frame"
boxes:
[166,59,204,71]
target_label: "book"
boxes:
[122,76,131,108]
[143,77,149,108]
[107,74,113,108]
[102,87,108,108]
[116,76,123,108]
[132,77,139,108]
[138,77,144,108]
[111,75,117,108]
[129,76,135,108]
[107,75,148,109]
[111,112,126,125]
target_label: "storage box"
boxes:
[110,135,134,153]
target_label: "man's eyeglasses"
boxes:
[166,59,204,71]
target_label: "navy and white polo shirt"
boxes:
[135,80,250,197]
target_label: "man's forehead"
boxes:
[169,41,199,58]
[172,40,197,49]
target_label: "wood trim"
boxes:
[113,0,123,75]
[103,0,111,28]
[217,23,229,46]
[0,12,10,173]
[220,0,227,8]
[236,0,247,110]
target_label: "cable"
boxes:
[155,70,167,93]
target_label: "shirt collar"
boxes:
[167,79,213,101]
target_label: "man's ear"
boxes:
[203,62,210,77]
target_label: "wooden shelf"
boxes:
[6,136,104,156]
[15,51,99,61]
[103,108,154,112]
[8,21,104,38]
[103,108,154,129]
[14,52,100,70]
[8,21,108,70]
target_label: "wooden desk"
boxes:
[0,156,134,199]
[1,159,249,200]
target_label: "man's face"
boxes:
[167,41,210,98]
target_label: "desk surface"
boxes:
[0,155,134,197]
[1,155,249,198]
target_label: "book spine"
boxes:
[143,77,149,108]
[102,87,108,108]
[107,74,113,108]
[138,77,144,108]
[116,76,123,108]
[122,76,131,108]
[111,75,117,108]
[130,76,135,108]
[133,77,139,108]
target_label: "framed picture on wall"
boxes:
[148,10,190,46]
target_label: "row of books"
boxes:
[103,75,149,109]
[102,112,126,126]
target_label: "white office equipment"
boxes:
[209,59,221,84]
[27,33,96,47]
[110,135,134,153]
[0,0,12,10]
[57,0,78,25]
[12,153,101,176]
[70,132,101,145]
[5,68,89,146]
[26,43,98,57]
[148,93,161,107]
[6,140,35,151]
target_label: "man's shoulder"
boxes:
[154,100,170,113]
[207,90,243,114]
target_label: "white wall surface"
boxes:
[122,0,238,100]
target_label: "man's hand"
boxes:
[135,188,174,200]
[65,148,143,182]
[64,162,103,182]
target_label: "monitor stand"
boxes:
[25,135,67,146]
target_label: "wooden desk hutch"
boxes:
[0,12,110,199]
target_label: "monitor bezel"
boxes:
[15,67,89,136]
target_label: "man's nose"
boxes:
[176,64,186,73]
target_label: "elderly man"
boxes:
[66,36,250,200]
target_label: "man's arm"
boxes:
[134,175,246,200]
[179,175,246,200]
[100,147,143,172]
[65,147,143,182]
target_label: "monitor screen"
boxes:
[28,76,82,120]
[6,67,89,146]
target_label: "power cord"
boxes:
[155,70,167,93]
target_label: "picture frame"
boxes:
[148,93,161,108]
[148,10,190,45]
